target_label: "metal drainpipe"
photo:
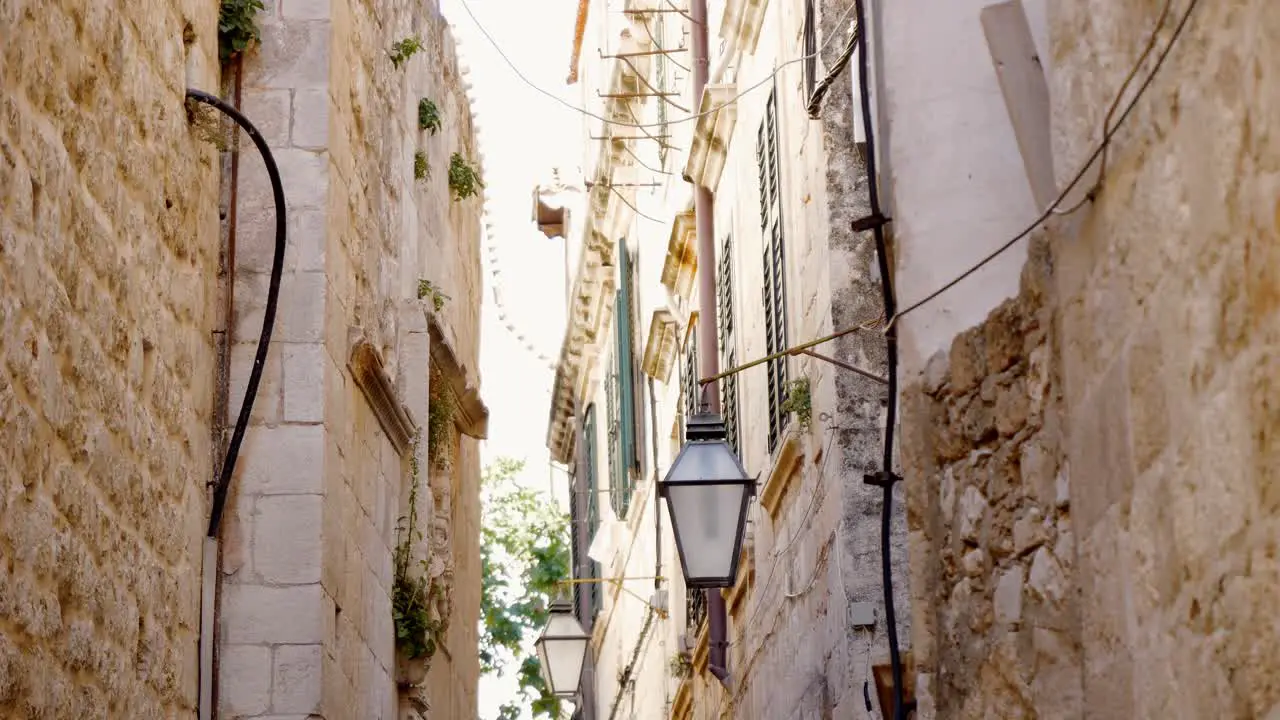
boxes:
[687,0,731,688]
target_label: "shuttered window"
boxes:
[802,0,817,99]
[717,234,741,456]
[582,405,602,621]
[609,240,641,517]
[680,330,699,431]
[757,89,790,452]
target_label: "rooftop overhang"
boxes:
[719,0,770,55]
[641,309,680,384]
[683,83,739,191]
[660,209,697,300]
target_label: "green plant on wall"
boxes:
[390,36,423,68]
[448,152,484,201]
[427,371,457,469]
[418,98,442,135]
[393,434,448,661]
[480,458,569,720]
[417,279,449,312]
[218,0,265,63]
[414,151,430,181]
[669,652,693,679]
[781,377,813,432]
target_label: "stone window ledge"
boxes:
[759,428,804,522]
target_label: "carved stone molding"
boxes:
[425,312,489,440]
[348,332,419,455]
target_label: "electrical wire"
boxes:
[806,14,860,119]
[887,0,1202,328]
[190,89,288,538]
[455,0,858,130]
[1053,0,1175,215]
[849,0,907,716]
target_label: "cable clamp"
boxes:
[851,212,891,233]
[862,470,902,488]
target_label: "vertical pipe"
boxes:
[688,0,730,686]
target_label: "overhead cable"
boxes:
[888,0,1202,328]
[455,0,858,130]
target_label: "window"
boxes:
[608,239,642,517]
[802,0,817,100]
[581,405,602,622]
[716,234,741,456]
[680,330,699,429]
[757,90,790,452]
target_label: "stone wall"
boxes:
[218,0,484,716]
[0,1,220,716]
[901,240,1080,718]
[1047,2,1280,717]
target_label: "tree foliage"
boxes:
[480,458,572,719]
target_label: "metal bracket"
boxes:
[863,470,903,488]
[851,212,892,233]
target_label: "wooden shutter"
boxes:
[717,234,741,456]
[757,90,790,452]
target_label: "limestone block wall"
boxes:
[0,1,220,716]
[218,0,484,717]
[1047,2,1280,717]
[900,242,1080,718]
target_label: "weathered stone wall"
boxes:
[218,0,484,716]
[0,1,220,716]
[1047,2,1280,717]
[901,240,1080,718]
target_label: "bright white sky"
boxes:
[436,0,582,716]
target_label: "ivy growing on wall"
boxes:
[448,152,484,201]
[480,458,571,720]
[392,434,448,661]
[218,0,265,63]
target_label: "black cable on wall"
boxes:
[187,88,288,538]
[849,1,910,717]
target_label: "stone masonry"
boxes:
[0,0,220,716]
[901,239,1080,718]
[217,0,485,718]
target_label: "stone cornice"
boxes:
[349,336,418,456]
[426,312,489,440]
[719,0,770,55]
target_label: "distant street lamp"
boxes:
[659,411,755,589]
[534,598,590,698]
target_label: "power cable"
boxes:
[887,0,1202,328]
[454,0,858,130]
[847,0,907,716]
[189,88,287,538]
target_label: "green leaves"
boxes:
[218,0,265,64]
[390,36,423,68]
[414,151,430,182]
[418,98,442,135]
[448,152,484,201]
[480,458,569,719]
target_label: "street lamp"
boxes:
[659,411,755,589]
[534,598,590,699]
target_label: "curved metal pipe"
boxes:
[187,88,288,538]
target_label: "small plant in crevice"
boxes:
[393,434,448,662]
[390,36,423,68]
[414,151,430,181]
[417,279,449,312]
[185,99,229,150]
[669,652,693,679]
[418,98,441,135]
[427,370,457,469]
[218,0,266,64]
[781,377,813,432]
[448,152,484,201]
